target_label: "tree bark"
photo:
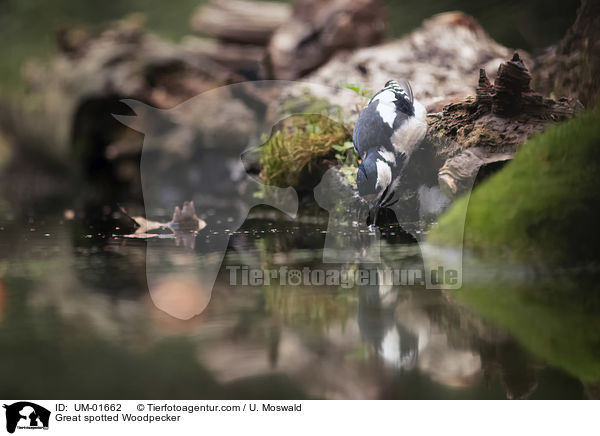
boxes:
[532,0,600,108]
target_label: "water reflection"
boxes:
[0,210,595,399]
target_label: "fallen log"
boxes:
[190,0,291,45]
[427,53,583,199]
[182,36,267,79]
[303,12,520,112]
[268,0,385,79]
[438,148,513,199]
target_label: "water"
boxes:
[0,207,596,399]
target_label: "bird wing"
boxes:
[352,117,362,155]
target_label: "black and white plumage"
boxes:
[353,79,427,210]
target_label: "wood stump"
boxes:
[428,53,583,199]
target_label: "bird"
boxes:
[353,79,427,217]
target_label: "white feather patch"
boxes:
[372,90,397,128]
[379,149,395,163]
[375,159,392,189]
[391,99,427,156]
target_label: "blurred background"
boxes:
[0,0,579,93]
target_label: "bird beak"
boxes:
[376,185,390,209]
[371,189,388,227]
[372,205,380,227]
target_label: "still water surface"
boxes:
[0,207,596,399]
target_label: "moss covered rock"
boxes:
[428,107,600,266]
[258,114,353,191]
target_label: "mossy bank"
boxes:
[428,107,600,267]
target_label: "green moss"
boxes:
[452,280,600,383]
[431,107,600,384]
[259,114,352,187]
[429,108,600,265]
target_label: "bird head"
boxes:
[357,154,392,202]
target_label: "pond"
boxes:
[0,201,596,399]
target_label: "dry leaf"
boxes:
[121,201,206,238]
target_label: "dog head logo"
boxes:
[115,80,474,319]
[114,81,362,319]
[3,402,50,434]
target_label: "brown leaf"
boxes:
[120,201,206,238]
